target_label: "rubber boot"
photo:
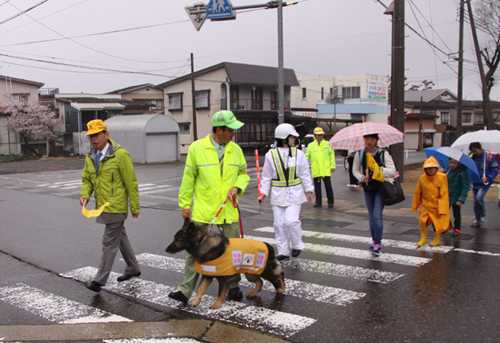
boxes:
[416,226,428,248]
[430,231,441,247]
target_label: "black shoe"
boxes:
[117,271,141,282]
[328,203,334,209]
[276,255,290,261]
[313,204,322,208]
[227,287,244,301]
[86,281,102,292]
[291,249,302,258]
[168,291,189,305]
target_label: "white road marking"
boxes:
[138,183,156,189]
[62,267,316,338]
[135,253,366,306]
[140,186,175,194]
[454,248,500,257]
[247,235,431,267]
[105,339,202,343]
[48,179,81,186]
[254,227,454,253]
[58,185,81,190]
[0,283,130,324]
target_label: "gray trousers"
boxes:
[93,213,140,285]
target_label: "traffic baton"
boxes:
[255,149,263,213]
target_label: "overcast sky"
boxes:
[0,0,497,100]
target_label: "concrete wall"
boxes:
[291,73,335,109]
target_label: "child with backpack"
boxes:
[447,158,470,235]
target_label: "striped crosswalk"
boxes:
[0,176,453,340]
[62,266,316,338]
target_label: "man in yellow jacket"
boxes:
[306,127,336,208]
[168,111,250,305]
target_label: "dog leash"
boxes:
[209,197,244,238]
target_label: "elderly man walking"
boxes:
[168,110,250,305]
[80,119,141,292]
[306,127,336,208]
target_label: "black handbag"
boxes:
[382,179,405,206]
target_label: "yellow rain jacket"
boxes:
[178,135,250,224]
[366,153,384,182]
[412,158,450,233]
[194,238,269,276]
[306,139,336,178]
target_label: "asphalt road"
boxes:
[0,162,499,343]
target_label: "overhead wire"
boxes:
[6,1,187,65]
[0,0,49,25]
[3,0,92,33]
[0,52,180,78]
[0,0,11,7]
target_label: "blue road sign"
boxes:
[206,0,236,20]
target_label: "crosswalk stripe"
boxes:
[0,283,130,324]
[138,183,156,188]
[135,253,366,306]
[246,235,431,267]
[58,185,81,190]
[62,267,316,338]
[49,179,81,186]
[254,227,454,254]
[140,185,173,192]
[104,339,202,343]
[141,188,177,195]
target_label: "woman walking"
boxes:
[352,134,396,256]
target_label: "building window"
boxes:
[462,112,472,124]
[220,84,228,110]
[178,122,191,135]
[321,87,324,100]
[12,93,29,105]
[195,90,210,110]
[251,87,263,110]
[302,87,307,99]
[474,113,484,125]
[271,91,278,110]
[342,86,361,99]
[441,112,450,125]
[168,93,183,111]
[230,86,240,109]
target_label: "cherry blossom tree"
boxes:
[6,102,62,157]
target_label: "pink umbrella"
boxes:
[329,122,403,151]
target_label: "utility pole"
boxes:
[387,0,405,180]
[277,0,285,124]
[456,0,464,138]
[466,0,493,129]
[190,52,198,141]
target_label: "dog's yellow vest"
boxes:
[194,238,269,276]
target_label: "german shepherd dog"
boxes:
[166,220,285,309]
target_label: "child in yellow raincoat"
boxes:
[412,156,450,247]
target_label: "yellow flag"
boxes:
[81,202,109,218]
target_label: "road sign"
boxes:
[185,3,208,31]
[206,0,236,21]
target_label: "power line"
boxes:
[0,52,179,78]
[0,0,49,25]
[3,0,92,33]
[0,0,11,7]
[1,18,190,49]
[374,0,453,57]
[408,0,452,52]
[6,2,185,65]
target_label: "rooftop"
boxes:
[0,75,44,88]
[157,61,299,88]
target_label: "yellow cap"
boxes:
[313,127,325,135]
[423,156,440,169]
[86,119,107,136]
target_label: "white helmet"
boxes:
[274,123,299,139]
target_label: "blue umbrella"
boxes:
[424,147,480,177]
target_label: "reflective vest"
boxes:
[194,238,269,276]
[270,147,302,187]
[178,135,250,224]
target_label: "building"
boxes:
[0,75,44,155]
[157,61,311,154]
[107,83,164,114]
[404,89,500,148]
[54,93,125,154]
